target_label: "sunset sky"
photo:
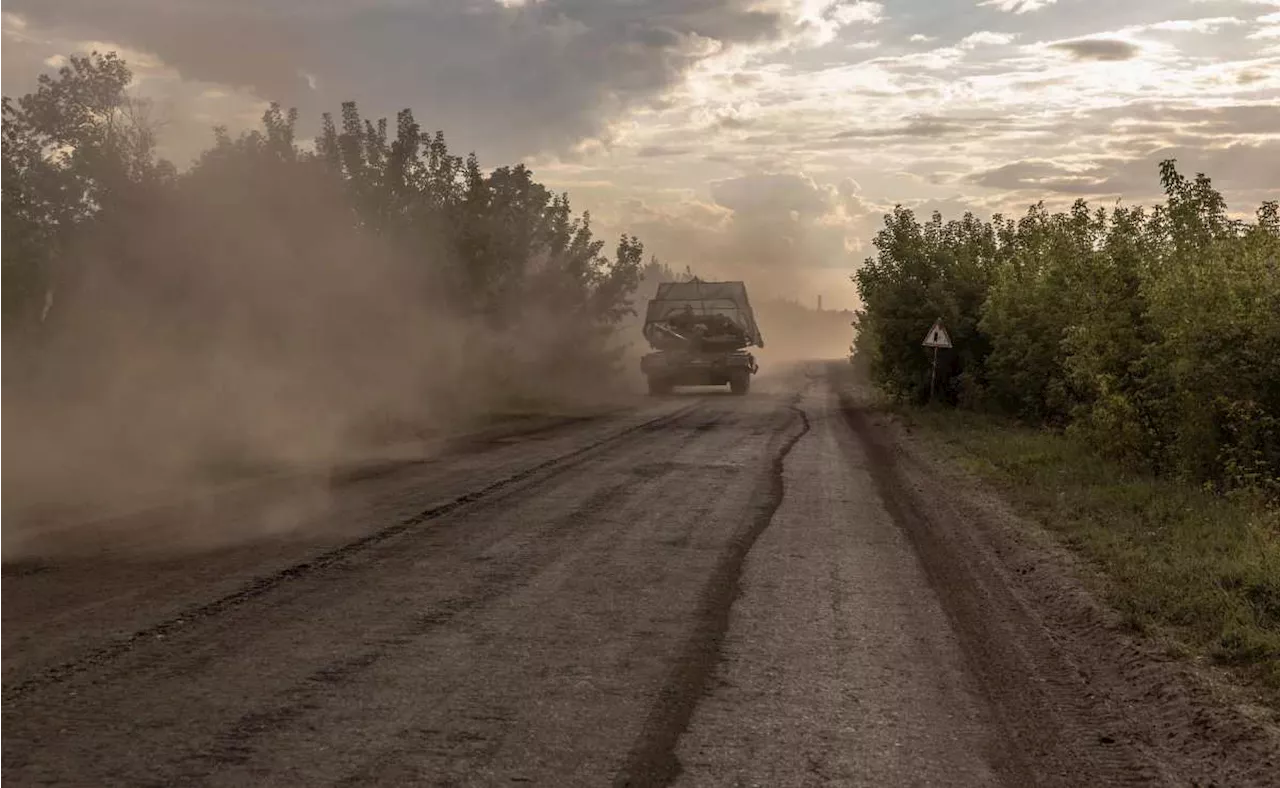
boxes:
[4,0,1278,310]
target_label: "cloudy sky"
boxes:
[4,0,1279,309]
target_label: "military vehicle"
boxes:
[639,278,763,395]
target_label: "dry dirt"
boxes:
[3,361,1277,786]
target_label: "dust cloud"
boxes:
[3,187,853,561]
[739,262,856,364]
[752,297,856,367]
[3,127,855,564]
[1,162,632,561]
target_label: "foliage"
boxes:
[853,207,1000,405]
[2,51,644,384]
[853,162,1280,498]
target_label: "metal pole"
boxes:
[929,345,938,402]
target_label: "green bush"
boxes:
[854,161,1280,498]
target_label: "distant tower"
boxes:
[817,295,823,311]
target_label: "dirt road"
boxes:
[3,362,1276,786]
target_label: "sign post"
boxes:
[921,318,952,402]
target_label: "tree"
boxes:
[852,159,1280,496]
[853,206,998,404]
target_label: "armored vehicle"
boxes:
[639,278,763,395]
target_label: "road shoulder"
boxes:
[830,361,1280,786]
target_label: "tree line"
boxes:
[0,51,660,429]
[853,163,1280,497]
[2,51,658,497]
[2,51,645,351]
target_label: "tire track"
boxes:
[835,387,1162,787]
[613,390,812,788]
[163,480,643,786]
[2,401,704,704]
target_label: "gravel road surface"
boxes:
[4,362,1277,787]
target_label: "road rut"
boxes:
[3,362,1276,786]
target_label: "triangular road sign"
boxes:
[922,320,952,349]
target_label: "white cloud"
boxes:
[1249,11,1280,38]
[1144,17,1249,33]
[782,0,885,48]
[977,0,1058,13]
[960,31,1017,48]
[831,1,884,25]
[910,33,935,42]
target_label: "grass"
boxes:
[900,405,1280,694]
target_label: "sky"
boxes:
[4,0,1279,310]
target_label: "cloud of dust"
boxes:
[610,172,863,371]
[730,262,856,365]
[1,160,632,560]
[752,296,856,366]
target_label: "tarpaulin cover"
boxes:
[642,279,763,349]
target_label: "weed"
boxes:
[905,407,1280,695]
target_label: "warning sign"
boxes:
[922,320,952,349]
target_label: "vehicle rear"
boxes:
[639,279,764,396]
[640,348,757,395]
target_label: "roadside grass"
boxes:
[899,405,1280,695]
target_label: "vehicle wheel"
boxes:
[729,371,750,395]
[647,376,672,396]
